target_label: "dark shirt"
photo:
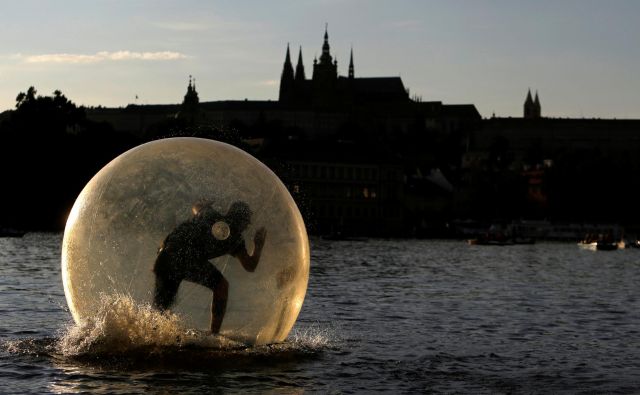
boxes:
[156,207,245,274]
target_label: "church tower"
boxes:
[348,48,354,79]
[312,25,338,83]
[524,89,541,119]
[295,46,305,81]
[312,25,339,106]
[279,44,295,102]
[179,75,200,123]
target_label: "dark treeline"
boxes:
[0,88,140,230]
[0,87,257,231]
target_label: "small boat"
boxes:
[596,241,618,251]
[467,222,538,246]
[626,239,640,249]
[467,235,513,246]
[512,237,536,245]
[578,234,624,251]
[467,231,534,246]
[578,241,598,250]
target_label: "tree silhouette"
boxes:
[0,87,138,230]
[8,87,85,138]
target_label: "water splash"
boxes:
[287,323,337,350]
[57,293,242,357]
[2,337,57,357]
[2,294,335,370]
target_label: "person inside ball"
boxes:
[152,200,267,334]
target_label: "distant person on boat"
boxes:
[603,232,614,243]
[152,200,267,334]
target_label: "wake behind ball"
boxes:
[62,137,310,345]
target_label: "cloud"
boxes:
[22,51,188,64]
[259,80,279,87]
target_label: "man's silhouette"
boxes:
[152,201,267,333]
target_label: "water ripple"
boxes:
[2,236,640,393]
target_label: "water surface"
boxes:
[2,234,640,393]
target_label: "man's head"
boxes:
[227,201,252,230]
[192,199,214,216]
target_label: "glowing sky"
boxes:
[1,1,638,118]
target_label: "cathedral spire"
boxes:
[279,43,295,102]
[534,91,541,118]
[295,46,305,81]
[311,25,339,104]
[524,88,541,119]
[348,47,354,79]
[284,44,293,68]
[320,23,332,65]
[180,74,199,123]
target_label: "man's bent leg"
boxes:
[153,274,181,311]
[211,277,228,334]
[184,261,228,334]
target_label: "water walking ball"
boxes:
[61,137,310,345]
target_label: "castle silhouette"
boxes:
[278,26,409,107]
[86,26,479,142]
[78,27,640,235]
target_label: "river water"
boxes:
[1,233,640,394]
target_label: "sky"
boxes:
[1,0,639,119]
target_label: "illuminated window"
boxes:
[363,188,369,198]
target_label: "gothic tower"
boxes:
[295,46,305,81]
[534,91,541,118]
[312,25,338,106]
[279,44,295,102]
[312,25,338,83]
[348,48,354,79]
[524,89,540,119]
[179,75,200,123]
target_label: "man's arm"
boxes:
[234,227,267,272]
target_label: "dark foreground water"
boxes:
[2,233,640,394]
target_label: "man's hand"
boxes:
[237,227,267,272]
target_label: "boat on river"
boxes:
[467,237,536,246]
[578,233,625,251]
[467,223,535,246]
